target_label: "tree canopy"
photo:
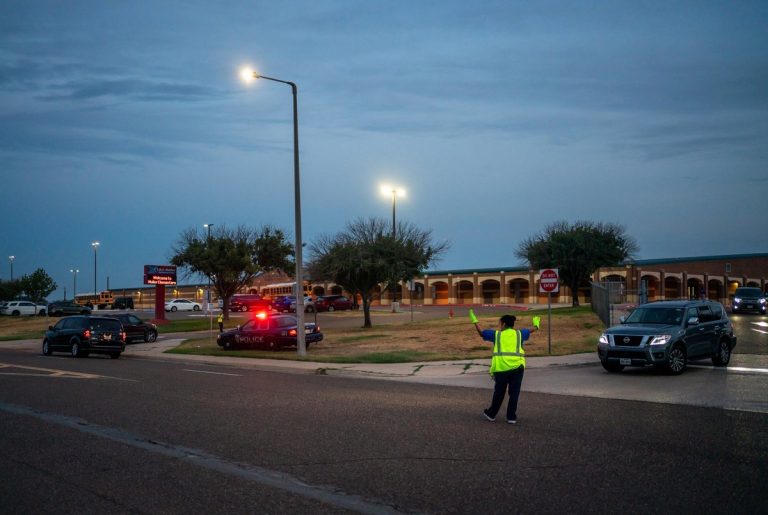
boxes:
[171,224,293,318]
[515,220,638,306]
[309,217,448,328]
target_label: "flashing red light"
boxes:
[255,311,268,320]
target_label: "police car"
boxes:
[216,312,323,351]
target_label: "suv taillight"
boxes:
[288,329,297,337]
[120,331,126,342]
[83,329,91,339]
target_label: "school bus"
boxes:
[259,281,312,299]
[74,291,114,309]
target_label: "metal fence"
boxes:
[591,281,648,326]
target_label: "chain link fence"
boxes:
[591,281,648,326]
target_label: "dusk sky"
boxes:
[2,1,767,299]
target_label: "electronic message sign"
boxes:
[143,265,177,285]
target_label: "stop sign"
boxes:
[539,268,559,293]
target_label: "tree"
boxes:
[0,279,24,301]
[19,268,58,302]
[171,225,294,319]
[309,217,448,328]
[515,221,638,306]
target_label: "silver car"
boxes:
[597,300,736,375]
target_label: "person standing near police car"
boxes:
[217,311,224,333]
[470,309,540,424]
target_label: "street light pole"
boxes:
[70,269,79,299]
[91,242,99,308]
[8,256,14,281]
[241,69,306,356]
[203,223,214,312]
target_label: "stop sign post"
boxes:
[539,268,559,354]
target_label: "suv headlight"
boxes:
[649,335,671,346]
[598,333,609,345]
[760,298,766,304]
[734,297,741,303]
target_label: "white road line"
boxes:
[183,369,242,377]
[750,328,768,334]
[688,364,768,374]
[0,402,401,514]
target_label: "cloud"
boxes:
[41,78,221,102]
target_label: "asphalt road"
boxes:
[1,346,766,514]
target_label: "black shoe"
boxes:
[483,409,495,422]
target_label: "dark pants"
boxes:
[487,366,525,421]
[218,322,223,333]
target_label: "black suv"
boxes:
[111,313,158,343]
[111,296,135,310]
[731,287,766,315]
[43,316,126,359]
[48,300,92,317]
[597,300,736,375]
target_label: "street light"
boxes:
[380,185,406,238]
[70,268,79,299]
[91,241,100,307]
[240,66,306,356]
[8,256,14,281]
[381,185,405,309]
[203,223,214,312]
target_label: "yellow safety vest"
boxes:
[489,329,525,374]
[217,314,223,323]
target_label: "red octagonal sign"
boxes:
[539,268,559,293]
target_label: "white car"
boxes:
[0,300,47,316]
[164,298,202,312]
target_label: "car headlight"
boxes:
[734,297,741,303]
[649,335,671,346]
[598,334,609,345]
[760,298,767,304]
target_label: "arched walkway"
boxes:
[432,281,449,305]
[455,280,473,304]
[508,279,529,303]
[481,280,501,304]
[641,275,659,301]
[664,277,682,300]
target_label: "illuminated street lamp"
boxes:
[240,66,306,356]
[70,268,79,298]
[8,256,14,281]
[380,185,406,238]
[91,241,100,306]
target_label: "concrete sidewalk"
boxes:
[124,336,598,387]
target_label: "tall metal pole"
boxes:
[70,269,78,298]
[92,242,99,306]
[251,73,305,356]
[8,256,14,281]
[392,190,396,239]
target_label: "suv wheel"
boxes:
[665,343,687,375]
[712,339,732,367]
[70,339,82,358]
[145,330,158,343]
[600,360,624,373]
[328,305,335,312]
[42,340,52,356]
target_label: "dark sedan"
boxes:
[314,295,353,312]
[111,313,158,343]
[47,301,92,317]
[217,313,323,351]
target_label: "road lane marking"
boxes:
[183,369,242,377]
[750,328,768,334]
[751,321,768,327]
[688,364,768,375]
[0,362,138,382]
[0,401,402,515]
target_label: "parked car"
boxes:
[164,299,202,312]
[271,295,294,313]
[597,300,736,375]
[217,313,323,351]
[314,295,353,312]
[229,294,272,312]
[111,296,135,310]
[111,313,158,343]
[289,296,316,313]
[42,315,126,358]
[0,300,47,316]
[731,287,766,315]
[48,300,93,317]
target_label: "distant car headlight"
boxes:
[598,334,609,345]
[734,297,741,303]
[649,335,672,346]
[760,298,766,304]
